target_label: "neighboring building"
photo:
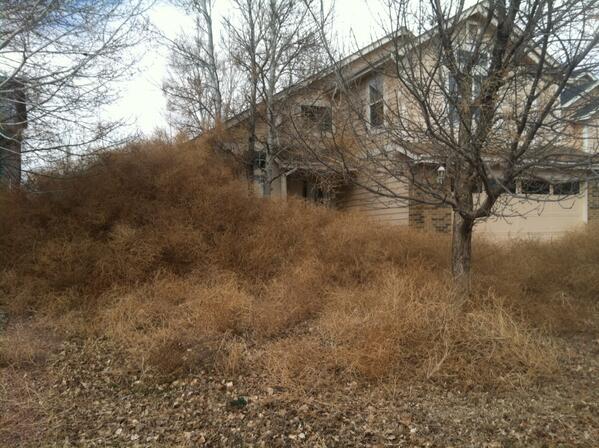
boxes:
[224,5,598,240]
[0,76,27,187]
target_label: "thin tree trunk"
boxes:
[263,151,273,197]
[263,1,279,198]
[263,74,277,197]
[451,211,474,296]
[245,0,258,180]
[200,0,222,123]
[263,97,276,197]
[247,77,257,173]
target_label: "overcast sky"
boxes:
[109,0,387,135]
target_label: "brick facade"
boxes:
[408,167,453,233]
[588,179,599,223]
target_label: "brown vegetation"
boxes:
[0,139,597,388]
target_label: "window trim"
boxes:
[521,179,551,195]
[368,75,384,128]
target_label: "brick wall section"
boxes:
[408,167,453,233]
[588,179,599,222]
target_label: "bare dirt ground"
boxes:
[1,327,597,448]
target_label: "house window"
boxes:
[301,105,332,131]
[447,74,459,125]
[447,72,483,127]
[466,23,478,43]
[368,75,384,128]
[521,179,550,195]
[252,152,266,171]
[553,181,580,195]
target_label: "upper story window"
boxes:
[368,75,384,128]
[447,74,459,125]
[301,105,332,132]
[466,23,478,42]
[252,151,266,171]
[447,70,484,128]
[448,49,485,123]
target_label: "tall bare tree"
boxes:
[0,0,150,179]
[224,0,266,180]
[162,0,242,135]
[260,0,331,196]
[294,0,599,291]
[225,0,332,196]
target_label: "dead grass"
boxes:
[0,138,596,388]
[0,322,55,369]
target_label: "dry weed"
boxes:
[0,138,592,386]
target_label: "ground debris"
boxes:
[1,335,598,447]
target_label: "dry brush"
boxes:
[1,138,597,388]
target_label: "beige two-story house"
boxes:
[224,3,599,240]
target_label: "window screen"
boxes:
[521,179,550,195]
[553,181,580,195]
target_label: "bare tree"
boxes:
[162,0,242,135]
[224,0,266,182]
[225,0,333,196]
[293,0,599,291]
[260,0,331,196]
[0,0,151,179]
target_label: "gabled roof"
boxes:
[223,27,411,129]
[223,0,596,130]
[223,3,496,130]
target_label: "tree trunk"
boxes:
[263,45,278,197]
[263,152,273,197]
[200,0,222,123]
[451,211,474,295]
[262,93,276,197]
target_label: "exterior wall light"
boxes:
[437,165,446,184]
